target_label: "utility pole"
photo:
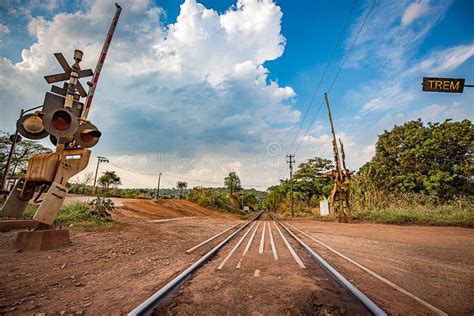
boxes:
[286,154,295,218]
[155,172,162,199]
[93,156,109,195]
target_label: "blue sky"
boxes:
[0,0,473,189]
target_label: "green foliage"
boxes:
[0,130,51,179]
[176,181,188,198]
[187,186,264,212]
[187,187,229,209]
[4,201,118,230]
[352,202,474,227]
[88,197,114,218]
[361,119,473,200]
[224,172,242,195]
[67,173,93,195]
[56,201,118,230]
[98,170,121,195]
[264,157,333,214]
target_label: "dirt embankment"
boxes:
[113,199,237,221]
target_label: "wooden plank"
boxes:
[185,222,241,253]
[273,222,305,268]
[217,222,256,270]
[268,221,278,260]
[259,222,266,254]
[236,222,261,269]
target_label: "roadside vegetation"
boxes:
[267,119,473,227]
[187,172,263,213]
[3,119,470,227]
[19,198,119,230]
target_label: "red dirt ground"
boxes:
[287,219,474,315]
[0,200,241,314]
[0,202,472,315]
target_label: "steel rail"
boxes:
[285,222,448,316]
[128,212,262,316]
[271,216,386,316]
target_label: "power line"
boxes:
[293,0,377,156]
[286,0,357,156]
[107,161,269,189]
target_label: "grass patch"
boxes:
[352,205,474,227]
[55,201,119,230]
[2,200,119,230]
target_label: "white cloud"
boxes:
[401,0,430,26]
[0,23,10,34]
[345,0,452,72]
[360,83,415,114]
[0,0,302,188]
[409,44,474,75]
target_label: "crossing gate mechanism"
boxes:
[0,4,122,227]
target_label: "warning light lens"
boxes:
[51,111,72,130]
[80,130,101,142]
[22,116,44,133]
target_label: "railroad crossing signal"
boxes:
[1,3,122,231]
[16,49,102,148]
[44,52,93,97]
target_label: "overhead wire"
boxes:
[107,160,268,189]
[285,0,357,156]
[292,0,377,156]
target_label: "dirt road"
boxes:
[0,200,241,314]
[1,203,473,314]
[288,219,474,315]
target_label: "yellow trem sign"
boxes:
[422,77,465,93]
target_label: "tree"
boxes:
[224,172,242,195]
[176,181,188,198]
[293,157,334,206]
[98,171,121,196]
[361,119,473,200]
[0,131,51,179]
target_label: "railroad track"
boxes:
[128,213,446,316]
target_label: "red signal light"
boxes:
[51,110,72,130]
[80,130,101,142]
[74,122,101,148]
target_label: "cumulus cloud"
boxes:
[401,0,430,26]
[0,0,303,188]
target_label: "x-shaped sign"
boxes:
[44,53,93,98]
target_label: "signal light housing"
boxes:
[16,113,49,140]
[74,122,102,148]
[43,108,78,138]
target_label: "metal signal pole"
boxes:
[286,154,295,218]
[1,105,43,191]
[156,172,162,199]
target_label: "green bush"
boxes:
[56,201,118,230]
